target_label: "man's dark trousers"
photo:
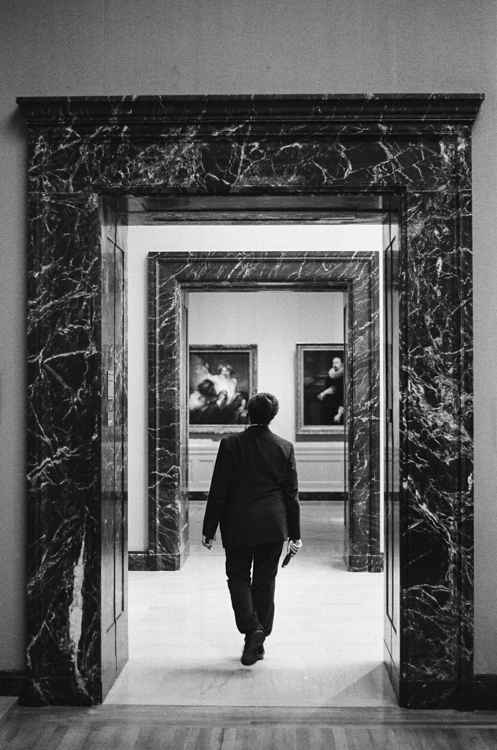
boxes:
[225,542,284,636]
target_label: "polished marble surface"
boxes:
[106,502,396,707]
[18,95,482,707]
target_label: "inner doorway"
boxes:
[113,222,389,706]
[127,223,382,577]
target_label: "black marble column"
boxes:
[26,193,102,705]
[17,95,483,707]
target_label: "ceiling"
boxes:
[125,193,398,225]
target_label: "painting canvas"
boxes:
[296,344,345,435]
[189,345,257,432]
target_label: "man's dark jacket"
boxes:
[202,425,300,548]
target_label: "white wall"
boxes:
[189,442,345,495]
[1,0,496,672]
[127,225,381,551]
[188,290,345,498]
[189,290,344,442]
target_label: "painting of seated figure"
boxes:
[189,345,257,433]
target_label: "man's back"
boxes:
[203,425,300,547]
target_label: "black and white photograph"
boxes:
[2,0,495,737]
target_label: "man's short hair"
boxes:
[247,393,279,425]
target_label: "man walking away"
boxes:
[202,392,302,666]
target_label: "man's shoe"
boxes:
[241,629,265,666]
[257,645,265,660]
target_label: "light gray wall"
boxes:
[1,0,496,672]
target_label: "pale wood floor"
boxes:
[2,705,497,749]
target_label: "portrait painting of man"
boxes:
[296,344,345,435]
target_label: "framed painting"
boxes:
[296,344,345,436]
[189,345,257,433]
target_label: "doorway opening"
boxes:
[109,221,391,706]
[126,221,383,577]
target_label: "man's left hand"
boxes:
[288,539,302,555]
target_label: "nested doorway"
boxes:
[120,232,387,705]
[146,249,381,576]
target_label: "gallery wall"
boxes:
[188,291,344,443]
[127,225,381,551]
[0,0,496,673]
[188,292,346,519]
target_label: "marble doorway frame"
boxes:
[144,249,380,574]
[17,95,482,708]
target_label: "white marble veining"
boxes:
[106,502,396,707]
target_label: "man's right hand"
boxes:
[202,535,216,550]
